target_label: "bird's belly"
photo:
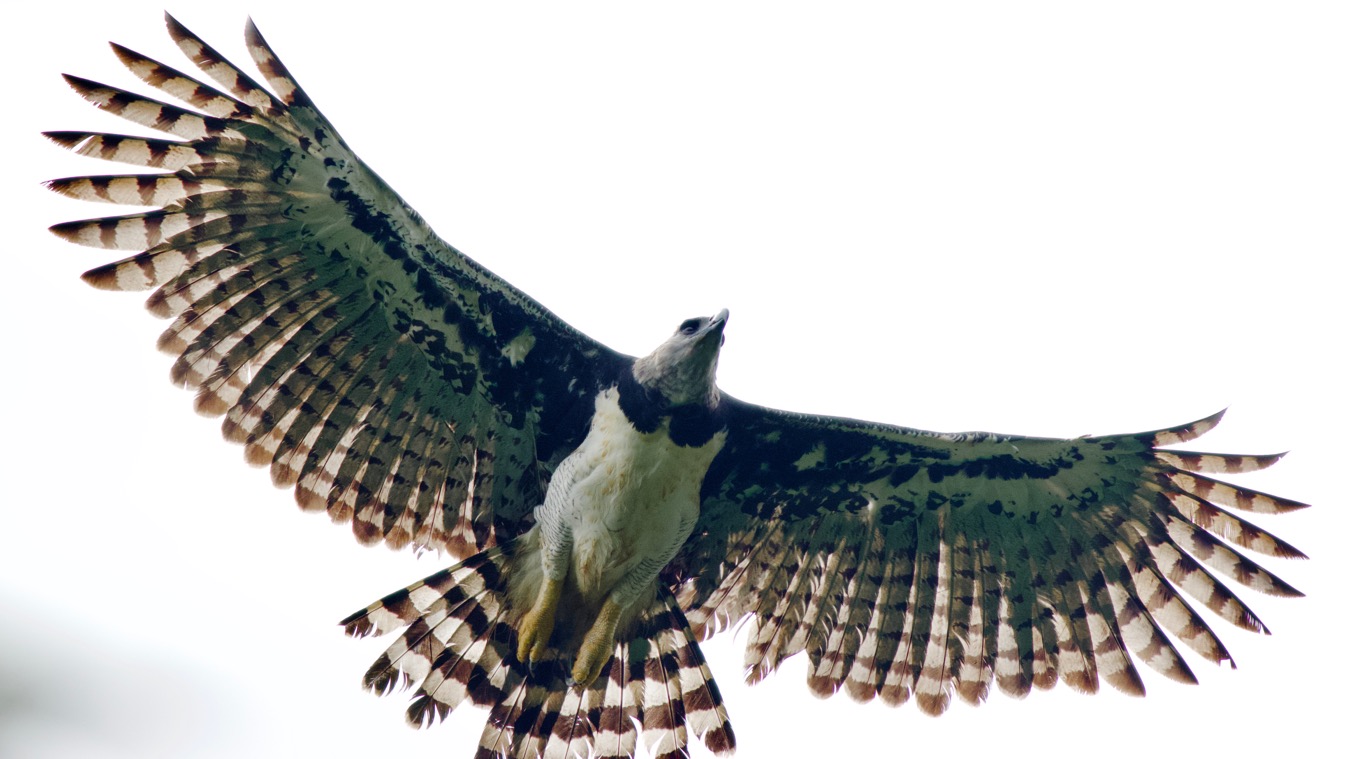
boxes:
[568,456,699,598]
[552,389,724,603]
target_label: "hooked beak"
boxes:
[704,309,729,343]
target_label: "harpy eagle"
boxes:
[46,14,1309,759]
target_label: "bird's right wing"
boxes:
[47,15,630,556]
[672,401,1307,715]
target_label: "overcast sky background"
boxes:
[2,2,1346,758]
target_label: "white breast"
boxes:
[551,388,725,603]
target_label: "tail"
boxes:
[341,544,737,759]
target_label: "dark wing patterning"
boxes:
[47,15,629,557]
[673,400,1307,715]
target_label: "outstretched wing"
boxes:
[672,401,1306,714]
[46,15,629,556]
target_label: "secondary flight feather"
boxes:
[47,14,1308,759]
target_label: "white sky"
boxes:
[2,2,1346,758]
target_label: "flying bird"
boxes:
[46,14,1310,759]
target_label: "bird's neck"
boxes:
[615,371,724,447]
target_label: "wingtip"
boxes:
[1253,451,1290,471]
[164,11,189,41]
[1149,408,1228,447]
[337,606,371,631]
[1276,540,1309,561]
[42,130,82,149]
[243,16,264,46]
[1192,407,1228,433]
[48,219,82,243]
[79,262,124,291]
[1280,492,1313,512]
[107,41,135,65]
[60,73,109,102]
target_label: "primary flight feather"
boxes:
[47,14,1309,759]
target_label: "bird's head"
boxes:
[632,309,728,408]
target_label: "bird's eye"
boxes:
[678,318,701,335]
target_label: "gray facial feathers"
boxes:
[618,311,729,445]
[631,310,728,409]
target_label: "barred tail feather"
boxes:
[342,547,734,758]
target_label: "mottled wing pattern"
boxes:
[343,543,734,759]
[47,15,629,556]
[672,402,1306,714]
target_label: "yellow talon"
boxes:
[571,596,622,688]
[517,577,562,667]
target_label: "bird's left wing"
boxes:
[671,400,1306,715]
[46,16,629,556]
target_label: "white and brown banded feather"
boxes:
[805,519,884,698]
[344,545,734,759]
